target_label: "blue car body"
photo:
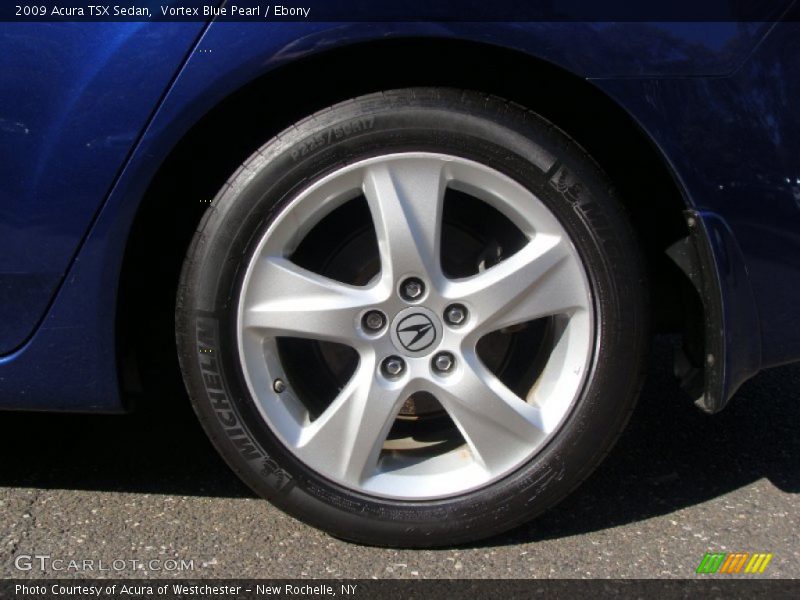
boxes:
[2,11,799,413]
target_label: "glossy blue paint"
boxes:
[0,22,207,355]
[1,17,799,412]
[592,21,800,370]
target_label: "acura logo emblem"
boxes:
[396,313,437,352]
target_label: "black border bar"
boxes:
[4,0,799,22]
[2,579,800,600]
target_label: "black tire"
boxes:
[175,88,648,547]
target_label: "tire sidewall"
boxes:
[176,89,647,546]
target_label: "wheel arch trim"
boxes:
[667,210,762,412]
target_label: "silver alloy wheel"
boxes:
[236,153,594,500]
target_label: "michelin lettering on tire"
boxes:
[195,315,295,493]
[196,318,260,459]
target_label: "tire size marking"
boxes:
[290,117,374,161]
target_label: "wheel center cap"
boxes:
[390,307,443,357]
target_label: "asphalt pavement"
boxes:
[1,337,798,579]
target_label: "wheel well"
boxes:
[118,37,701,398]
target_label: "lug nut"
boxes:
[444,304,467,326]
[400,277,425,301]
[273,378,286,393]
[432,352,455,374]
[362,310,386,332]
[381,356,406,378]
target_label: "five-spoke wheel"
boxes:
[237,153,593,499]
[176,88,647,546]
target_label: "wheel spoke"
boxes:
[362,159,447,282]
[432,354,545,474]
[295,355,406,484]
[447,234,586,332]
[242,256,376,344]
